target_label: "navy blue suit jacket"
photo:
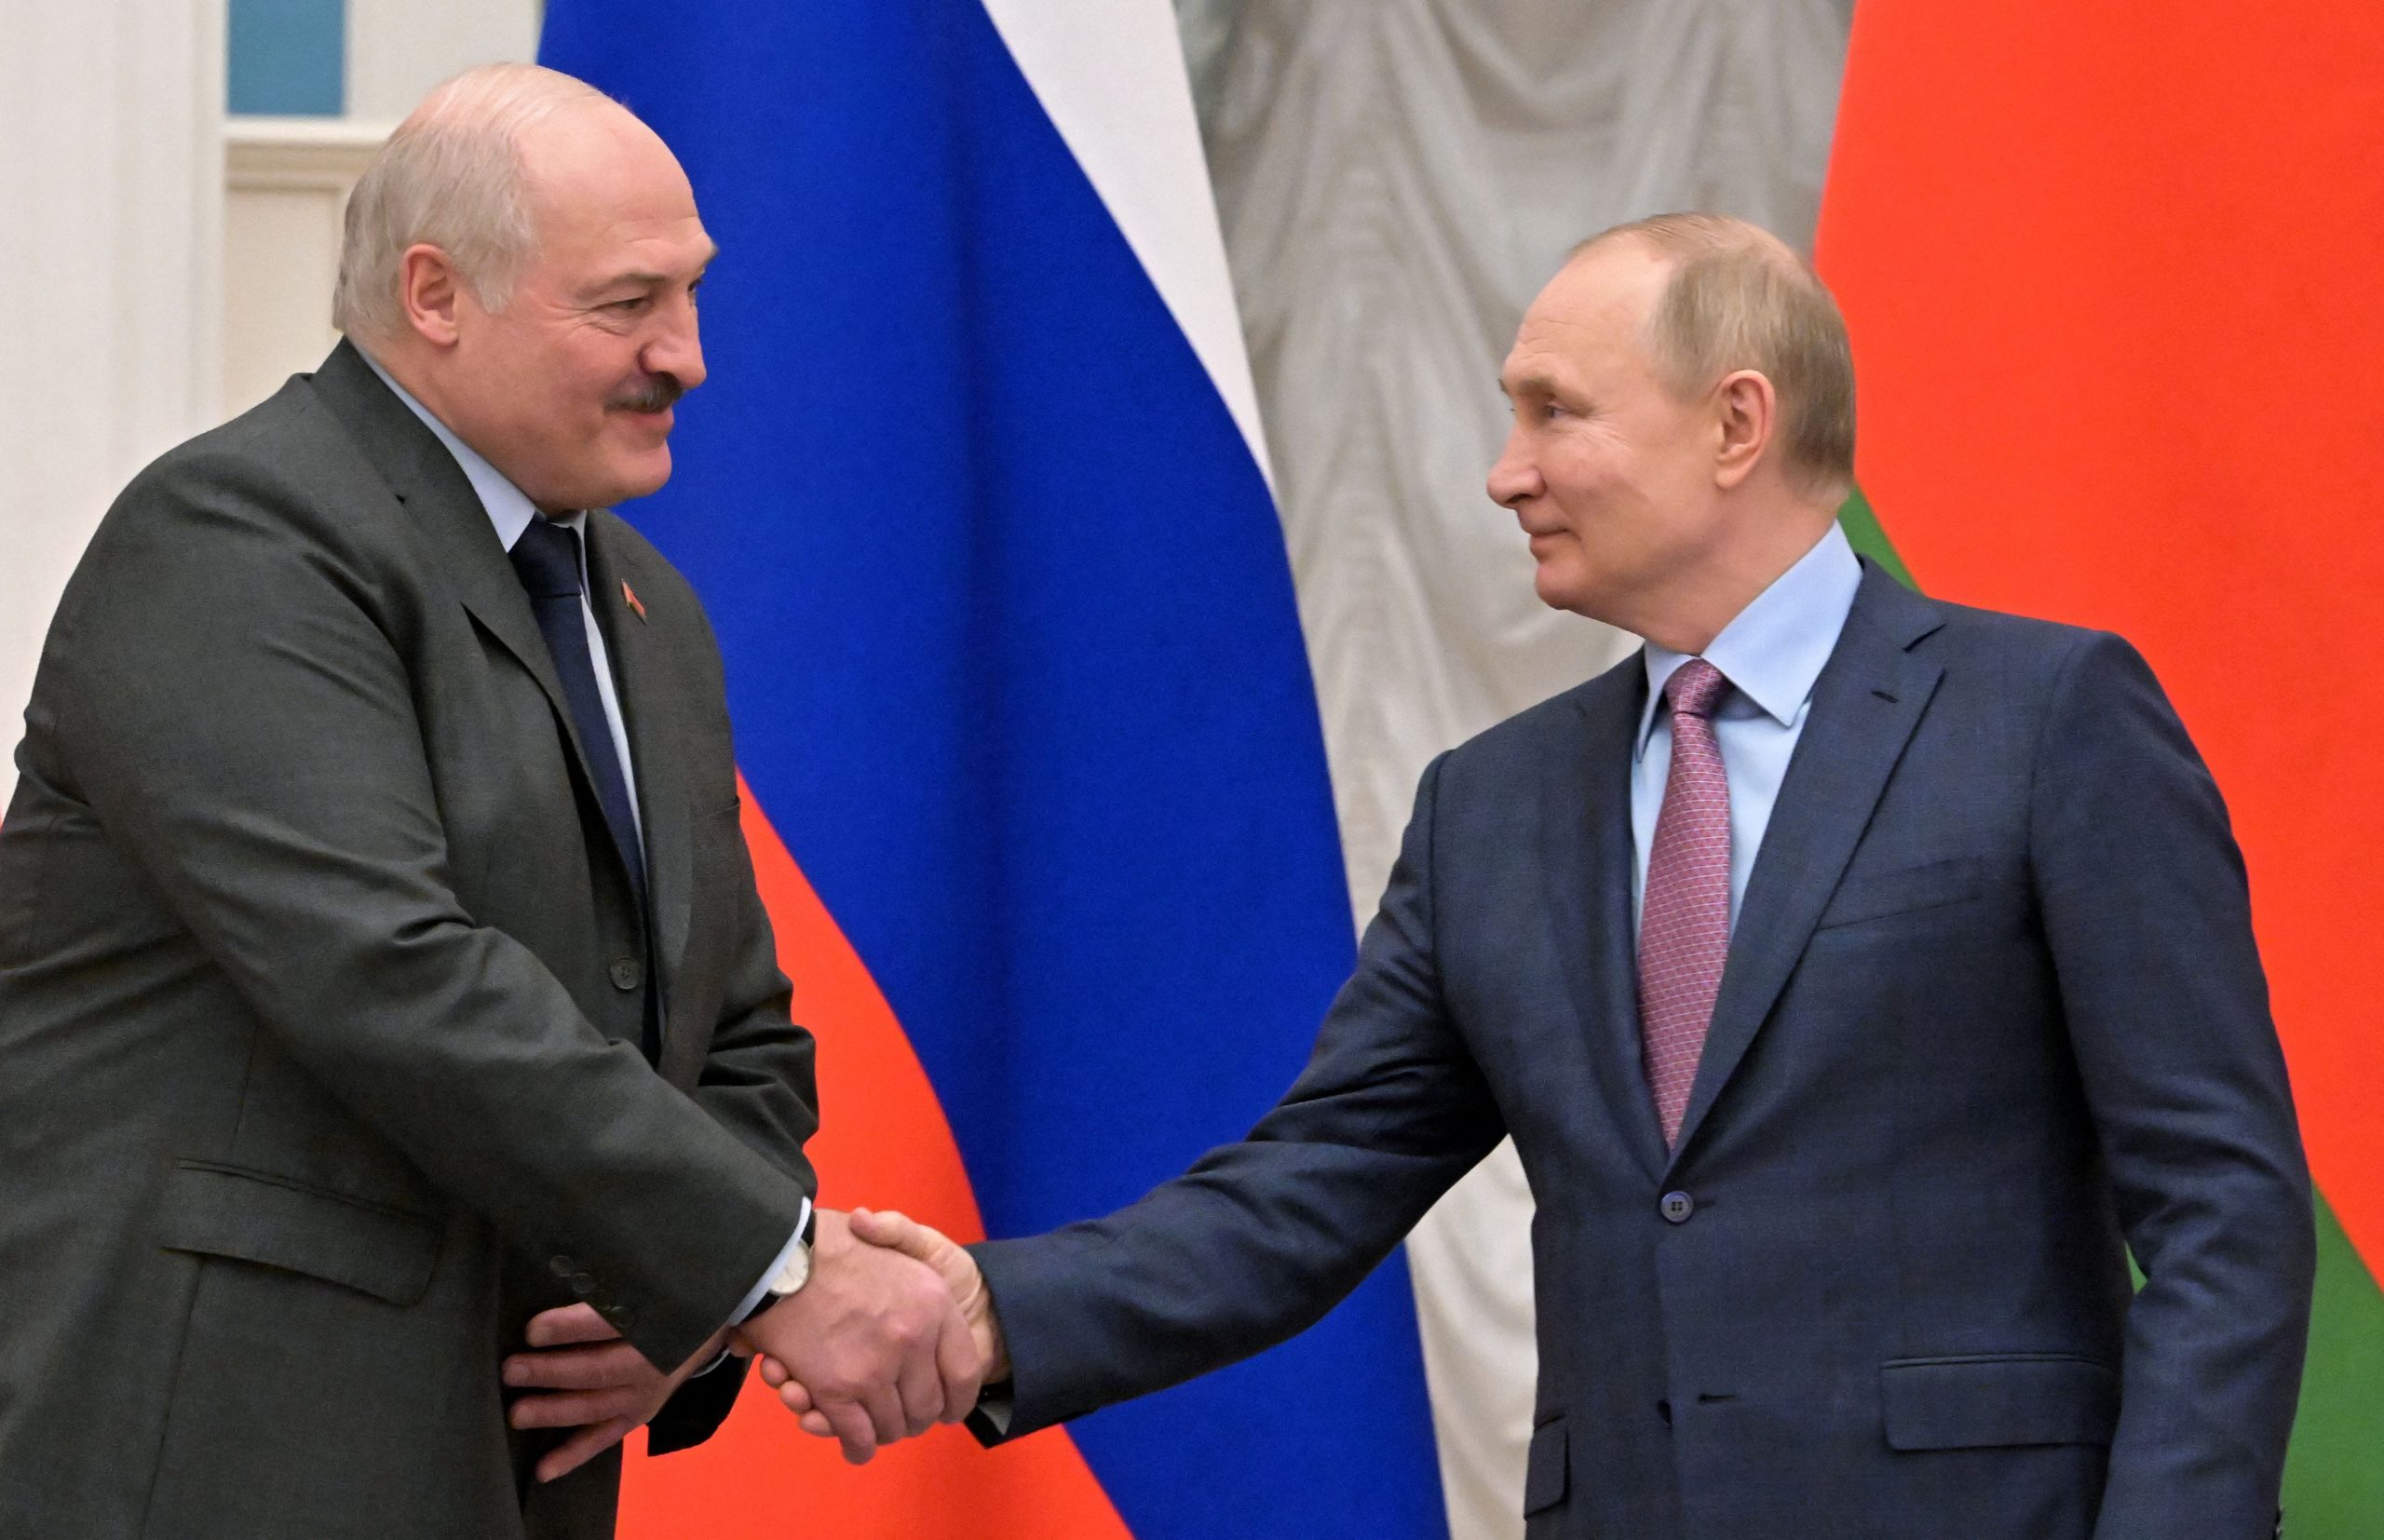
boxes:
[972,563,2313,1539]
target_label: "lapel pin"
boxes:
[621,579,647,623]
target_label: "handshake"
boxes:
[504,1208,999,1480]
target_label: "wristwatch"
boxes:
[740,1204,817,1324]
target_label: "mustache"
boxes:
[606,373,685,413]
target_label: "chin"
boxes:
[597,454,673,508]
[1531,560,1589,615]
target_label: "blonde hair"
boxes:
[332,63,616,341]
[1575,213,1856,500]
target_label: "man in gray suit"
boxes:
[0,64,977,1538]
[785,216,2316,1538]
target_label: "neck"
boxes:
[1633,503,1838,655]
[353,332,565,512]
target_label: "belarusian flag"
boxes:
[1819,4,2384,1527]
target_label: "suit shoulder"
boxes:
[56,384,413,655]
[102,379,384,552]
[1913,591,2152,689]
[1438,652,1640,777]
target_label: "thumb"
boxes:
[849,1207,942,1262]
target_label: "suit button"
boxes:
[569,1273,598,1296]
[1659,1191,1695,1223]
[601,1303,636,1331]
[610,957,643,992]
[548,1254,576,1278]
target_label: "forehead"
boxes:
[1502,241,1672,387]
[521,108,708,267]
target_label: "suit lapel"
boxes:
[583,516,694,1001]
[1664,563,1944,1169]
[306,343,611,808]
[1546,662,1670,1182]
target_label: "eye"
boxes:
[606,295,654,315]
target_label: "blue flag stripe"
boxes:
[540,4,1447,1534]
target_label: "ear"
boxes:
[397,244,466,350]
[1712,369,1777,491]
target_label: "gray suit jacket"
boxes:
[0,342,817,1538]
[972,565,2315,1539]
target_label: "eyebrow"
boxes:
[583,245,721,296]
[1501,371,1563,399]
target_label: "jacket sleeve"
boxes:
[2027,631,2315,1539]
[968,750,1508,1439]
[645,1353,752,1455]
[47,453,807,1371]
[680,608,820,1195]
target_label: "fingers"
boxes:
[847,1207,928,1258]
[801,1410,835,1439]
[756,1355,792,1391]
[817,1397,881,1465]
[893,1325,944,1438]
[504,1340,652,1392]
[535,1415,637,1483]
[860,1378,911,1452]
[523,1303,618,1349]
[933,1304,985,1421]
[509,1386,646,1430]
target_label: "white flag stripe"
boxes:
[977,0,1275,488]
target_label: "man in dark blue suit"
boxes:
[773,214,2315,1538]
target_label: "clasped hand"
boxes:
[501,1207,988,1479]
[755,1207,1007,1457]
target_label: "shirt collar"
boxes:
[357,344,576,549]
[1634,521,1863,759]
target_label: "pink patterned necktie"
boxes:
[1638,657,1732,1147]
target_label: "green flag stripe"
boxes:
[1835,488,2384,1535]
[1835,485,1914,588]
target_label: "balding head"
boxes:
[337,63,713,515]
[1572,213,1856,502]
[332,64,621,342]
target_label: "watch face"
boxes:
[773,1240,814,1295]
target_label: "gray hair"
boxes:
[332,63,615,341]
[1574,213,1857,502]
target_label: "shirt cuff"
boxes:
[729,1195,814,1328]
[967,1382,1016,1441]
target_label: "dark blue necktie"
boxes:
[508,518,648,911]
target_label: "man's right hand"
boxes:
[731,1208,985,1464]
[758,1206,1008,1442]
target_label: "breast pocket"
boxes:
[1815,857,1984,932]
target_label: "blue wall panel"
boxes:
[228,0,344,115]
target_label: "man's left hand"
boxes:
[504,1304,730,1482]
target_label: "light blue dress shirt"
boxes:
[1631,523,1863,938]
[359,349,807,1337]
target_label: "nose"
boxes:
[644,292,707,393]
[1486,423,1541,508]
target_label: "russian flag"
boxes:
[538,4,1450,1535]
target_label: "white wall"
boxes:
[0,1,225,810]
[223,119,386,414]
[224,0,546,413]
[0,0,551,812]
[347,0,541,120]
